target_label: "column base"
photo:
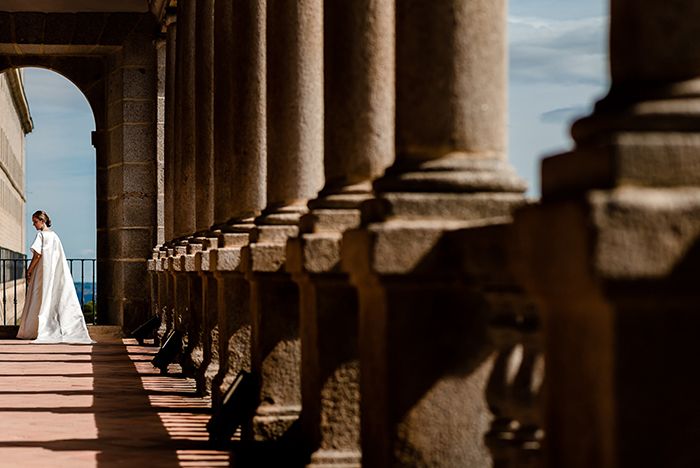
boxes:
[211,271,252,408]
[308,449,361,468]
[514,186,700,468]
[253,404,302,442]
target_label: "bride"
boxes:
[17,210,93,344]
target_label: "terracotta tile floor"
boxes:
[0,339,230,467]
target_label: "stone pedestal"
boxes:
[159,249,175,341]
[154,250,170,342]
[245,206,307,443]
[147,248,169,345]
[292,271,361,468]
[288,198,367,467]
[511,2,700,467]
[181,242,203,379]
[170,244,188,369]
[147,254,158,315]
[210,222,255,411]
[194,235,219,395]
[344,227,508,468]
[515,190,700,468]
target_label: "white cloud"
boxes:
[539,105,589,124]
[509,15,609,86]
[508,9,609,196]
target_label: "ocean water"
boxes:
[73,282,95,304]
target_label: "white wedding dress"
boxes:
[17,230,94,344]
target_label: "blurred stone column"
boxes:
[209,0,267,410]
[286,0,394,465]
[513,1,700,467]
[244,0,323,449]
[342,1,525,466]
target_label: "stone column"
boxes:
[164,19,176,243]
[169,0,198,380]
[173,0,196,239]
[155,35,166,247]
[155,16,177,347]
[244,0,323,448]
[513,1,700,467]
[286,1,394,465]
[182,0,218,396]
[150,27,166,332]
[195,0,215,233]
[213,0,267,227]
[209,0,267,409]
[342,1,525,466]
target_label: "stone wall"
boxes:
[0,70,30,255]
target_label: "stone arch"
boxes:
[0,10,161,329]
[0,61,102,128]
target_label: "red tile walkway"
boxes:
[0,339,229,467]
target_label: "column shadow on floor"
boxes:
[91,341,233,467]
[0,339,234,466]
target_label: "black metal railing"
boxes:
[0,258,97,326]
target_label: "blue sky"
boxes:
[21,0,609,257]
[508,0,609,192]
[23,68,96,259]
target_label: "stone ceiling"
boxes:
[0,1,149,12]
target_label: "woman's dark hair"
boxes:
[32,210,51,227]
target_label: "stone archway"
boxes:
[0,9,162,330]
